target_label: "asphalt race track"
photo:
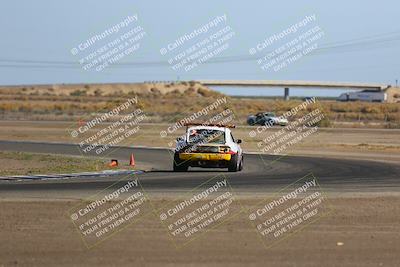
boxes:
[0,140,399,193]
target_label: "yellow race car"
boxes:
[173,123,243,172]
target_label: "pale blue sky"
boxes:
[1,0,400,96]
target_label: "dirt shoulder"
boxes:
[0,197,399,267]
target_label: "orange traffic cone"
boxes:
[129,153,135,167]
[109,159,118,167]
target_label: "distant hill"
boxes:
[0,81,219,97]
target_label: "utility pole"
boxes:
[396,79,398,87]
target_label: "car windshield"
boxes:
[188,129,225,144]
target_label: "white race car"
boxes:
[173,123,243,172]
[247,112,288,126]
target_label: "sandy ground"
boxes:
[0,196,399,267]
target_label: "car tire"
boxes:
[238,156,243,171]
[247,117,256,126]
[173,153,188,172]
[228,154,239,172]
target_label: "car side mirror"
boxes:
[236,139,242,144]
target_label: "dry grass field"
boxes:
[0,82,399,128]
[0,151,112,176]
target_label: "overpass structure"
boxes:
[199,80,390,100]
